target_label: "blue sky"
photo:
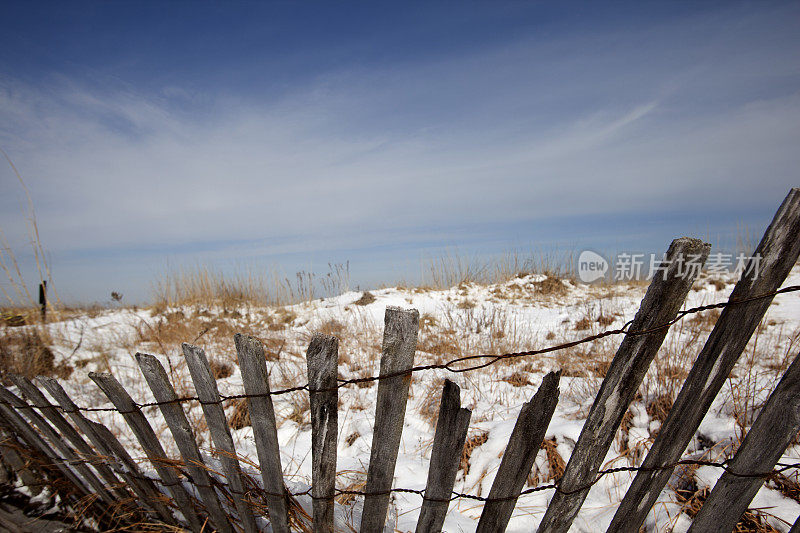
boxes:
[1,1,799,303]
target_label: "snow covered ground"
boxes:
[11,265,800,532]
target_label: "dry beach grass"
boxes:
[2,258,799,531]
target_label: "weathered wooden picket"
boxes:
[0,188,799,532]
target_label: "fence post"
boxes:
[360,306,419,533]
[306,333,339,533]
[0,386,114,504]
[0,395,98,511]
[537,237,710,532]
[476,371,561,533]
[136,353,235,533]
[415,379,472,533]
[39,280,46,322]
[609,187,800,532]
[89,372,205,533]
[234,333,291,533]
[0,426,43,493]
[688,349,800,532]
[37,376,178,525]
[10,375,136,513]
[182,343,261,533]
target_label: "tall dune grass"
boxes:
[420,249,575,289]
[150,251,574,311]
[150,262,352,310]
[0,147,56,319]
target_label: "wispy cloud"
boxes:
[1,3,798,301]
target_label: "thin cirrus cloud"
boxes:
[0,3,799,302]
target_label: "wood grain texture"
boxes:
[536,238,709,532]
[136,353,234,533]
[0,427,42,492]
[476,371,561,533]
[609,188,800,533]
[37,376,177,525]
[182,342,261,533]
[688,349,800,532]
[360,306,420,533]
[89,371,204,532]
[0,393,107,520]
[234,333,290,533]
[0,386,112,504]
[306,333,339,533]
[10,375,133,505]
[415,379,471,533]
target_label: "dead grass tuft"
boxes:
[540,438,566,482]
[591,358,612,378]
[418,334,461,360]
[335,470,367,506]
[646,394,673,426]
[353,291,376,306]
[674,470,781,532]
[286,393,311,428]
[502,371,531,387]
[319,319,346,337]
[709,278,728,291]
[419,313,437,330]
[533,276,567,296]
[460,431,490,476]
[457,299,476,309]
[690,308,722,330]
[617,408,635,457]
[418,379,444,427]
[1,311,27,327]
[0,327,72,382]
[208,359,233,379]
[596,314,615,326]
[228,398,251,430]
[767,472,800,503]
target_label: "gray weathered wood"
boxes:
[0,448,7,485]
[0,426,42,492]
[89,371,204,532]
[790,514,800,533]
[234,333,290,533]
[0,386,114,505]
[476,371,561,533]
[609,187,800,532]
[415,379,472,533]
[136,353,234,533]
[0,395,97,510]
[360,306,420,533]
[182,342,260,533]
[688,349,800,532]
[36,376,177,525]
[90,419,182,524]
[306,333,339,533]
[10,375,133,506]
[537,238,710,532]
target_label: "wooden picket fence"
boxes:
[1,187,799,532]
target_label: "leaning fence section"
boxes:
[0,188,799,532]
